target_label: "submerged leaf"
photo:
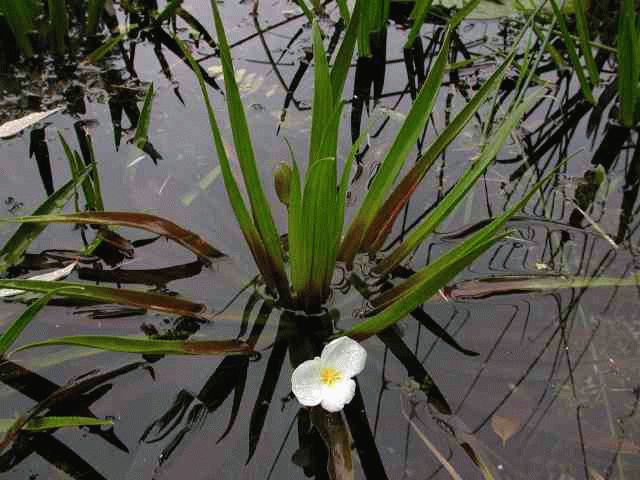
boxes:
[491,415,520,447]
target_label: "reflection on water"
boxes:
[1,0,640,478]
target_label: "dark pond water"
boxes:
[1,1,640,479]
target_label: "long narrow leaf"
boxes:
[0,166,93,272]
[0,291,59,356]
[0,212,225,265]
[405,0,433,49]
[573,0,599,87]
[0,416,113,432]
[310,21,336,164]
[300,158,338,307]
[0,279,207,318]
[330,0,361,101]
[0,0,34,57]
[209,0,288,297]
[48,0,68,54]
[363,53,515,251]
[11,335,252,356]
[367,160,570,322]
[339,28,453,265]
[375,89,544,275]
[549,0,595,104]
[175,37,282,294]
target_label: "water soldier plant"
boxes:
[0,0,593,476]
[0,0,555,394]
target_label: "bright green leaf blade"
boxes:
[84,27,133,64]
[0,279,207,318]
[134,83,154,149]
[372,158,571,313]
[310,21,336,164]
[343,233,506,340]
[0,416,113,432]
[174,37,282,294]
[0,291,59,356]
[299,158,338,307]
[0,165,93,273]
[330,0,361,101]
[10,335,252,356]
[363,52,515,251]
[549,0,594,104]
[288,159,305,295]
[375,89,545,275]
[209,0,288,298]
[339,27,453,265]
[0,212,225,264]
[573,0,599,87]
[405,0,433,49]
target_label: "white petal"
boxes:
[291,357,324,407]
[320,336,367,379]
[320,379,356,412]
[0,262,78,298]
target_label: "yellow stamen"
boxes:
[320,367,342,386]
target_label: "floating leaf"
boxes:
[0,212,225,265]
[0,108,63,139]
[491,415,520,447]
[0,279,207,318]
[0,290,60,357]
[10,335,252,356]
[0,416,113,432]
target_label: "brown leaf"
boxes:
[491,415,520,447]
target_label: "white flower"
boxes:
[291,336,367,413]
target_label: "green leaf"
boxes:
[0,212,225,265]
[58,133,103,211]
[310,21,336,165]
[48,0,68,54]
[617,0,639,127]
[0,279,207,318]
[405,0,433,49]
[300,157,338,308]
[0,416,113,432]
[363,52,515,251]
[10,335,252,356]
[84,27,133,64]
[175,37,283,295]
[288,160,305,295]
[364,160,570,334]
[210,0,289,298]
[134,83,155,151]
[330,0,361,101]
[0,0,34,57]
[0,291,59,356]
[549,0,595,104]
[339,28,453,266]
[573,0,599,87]
[86,0,105,34]
[375,89,544,275]
[0,165,93,273]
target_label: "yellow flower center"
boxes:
[320,367,342,386]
